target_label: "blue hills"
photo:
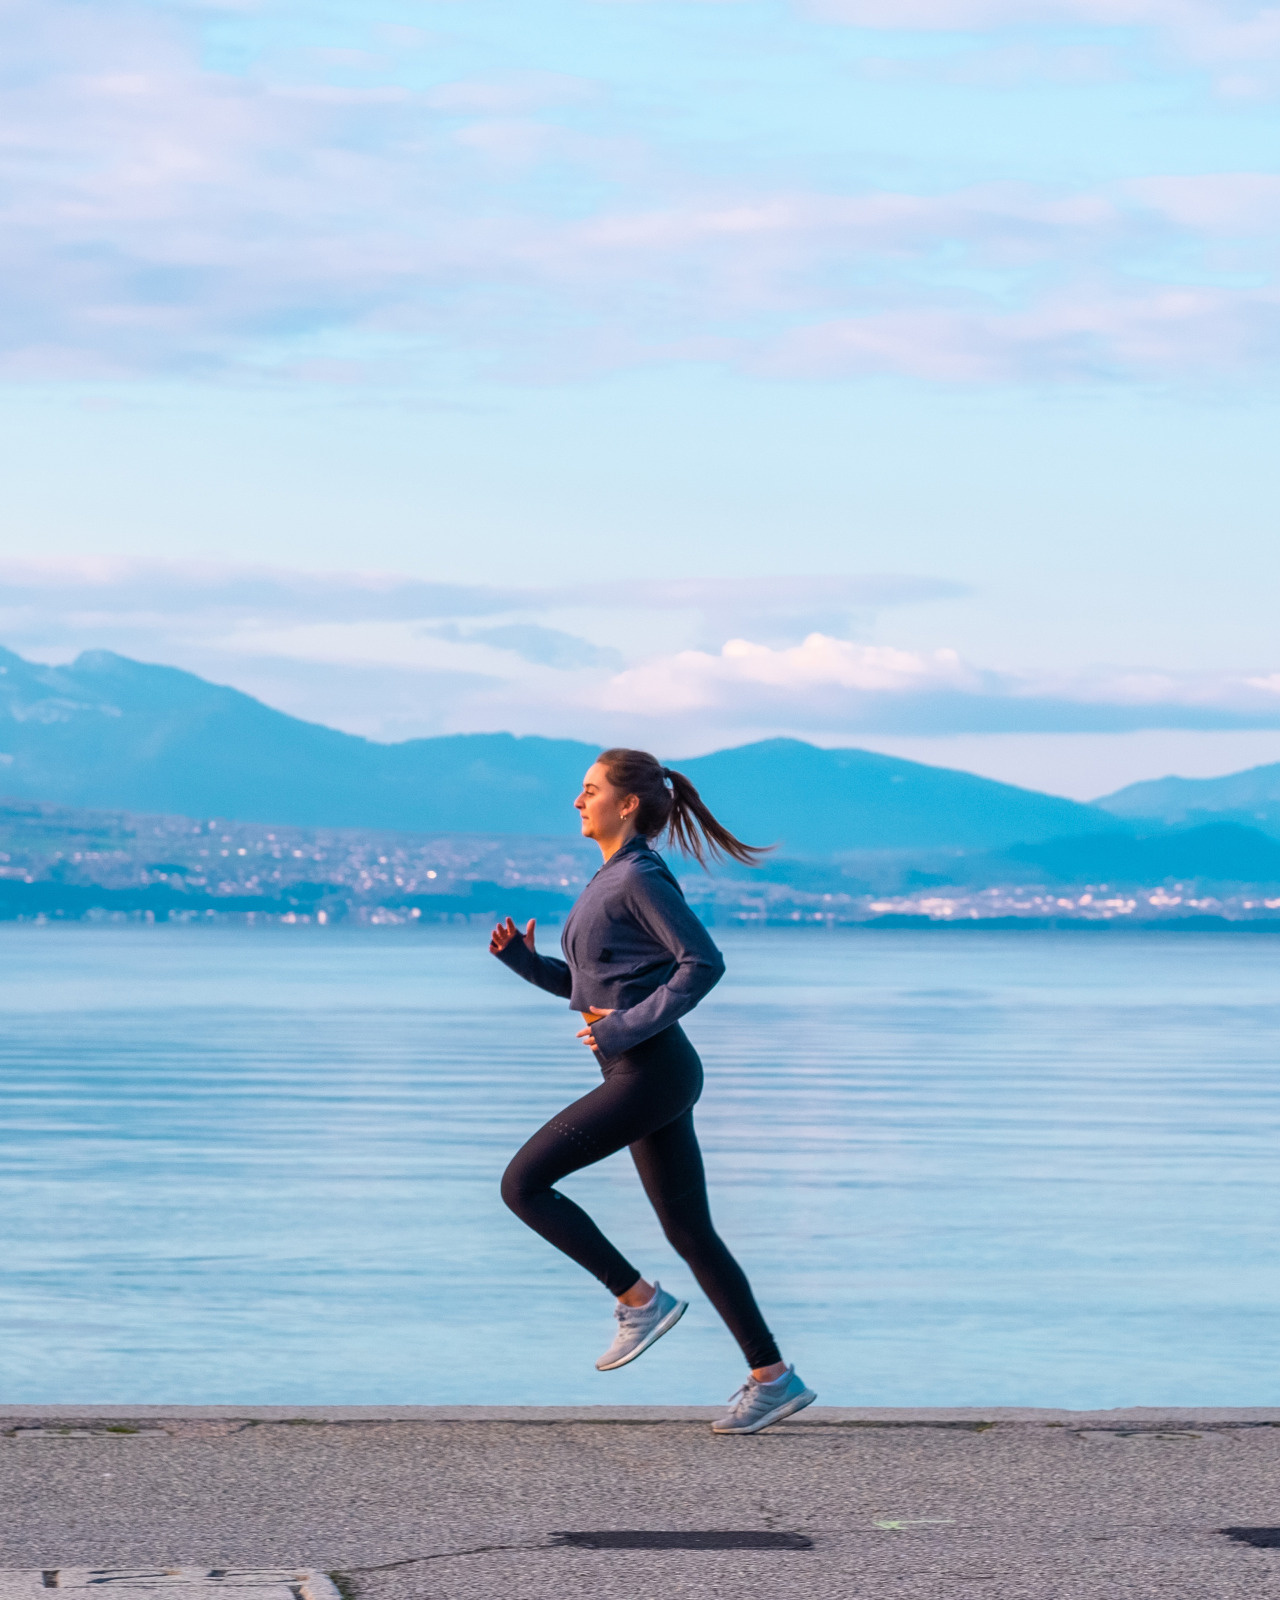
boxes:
[5,645,1280,897]
[1097,762,1280,838]
[0,644,1120,854]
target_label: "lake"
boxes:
[0,922,1277,1407]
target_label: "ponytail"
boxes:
[596,747,772,869]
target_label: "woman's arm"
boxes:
[585,870,724,1059]
[489,916,573,999]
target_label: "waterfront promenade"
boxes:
[3,1406,1280,1597]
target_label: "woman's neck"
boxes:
[597,824,640,864]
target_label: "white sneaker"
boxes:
[711,1366,817,1434]
[595,1282,688,1371]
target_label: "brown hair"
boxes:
[595,747,771,869]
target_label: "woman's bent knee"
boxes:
[500,1159,530,1215]
[501,1155,547,1217]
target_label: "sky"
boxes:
[2,0,1280,799]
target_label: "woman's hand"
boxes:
[577,1008,615,1053]
[490,916,537,955]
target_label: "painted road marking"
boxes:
[0,1574,340,1600]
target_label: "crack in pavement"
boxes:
[340,1541,553,1573]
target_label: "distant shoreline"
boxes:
[3,911,1280,932]
[850,914,1280,932]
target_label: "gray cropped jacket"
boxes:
[491,833,725,1060]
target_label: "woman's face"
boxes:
[575,761,639,842]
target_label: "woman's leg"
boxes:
[501,1066,690,1297]
[630,1109,782,1372]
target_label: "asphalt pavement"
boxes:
[4,1406,1280,1599]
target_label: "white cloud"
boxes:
[5,561,1279,744]
[0,1,613,377]
[602,635,979,712]
[799,0,1280,82]
[0,1,1278,385]
[0,560,963,732]
[425,622,624,670]
[592,632,1280,736]
[0,559,957,629]
[0,560,531,623]
[804,0,1259,23]
[606,0,1280,81]
[1126,173,1280,229]
[760,285,1280,382]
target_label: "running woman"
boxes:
[490,748,815,1435]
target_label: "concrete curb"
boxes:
[2,1405,1279,1425]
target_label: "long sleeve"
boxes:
[588,868,724,1058]
[492,932,573,999]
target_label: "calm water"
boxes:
[0,922,1277,1406]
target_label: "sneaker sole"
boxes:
[595,1299,688,1371]
[710,1387,817,1435]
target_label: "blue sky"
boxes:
[2,0,1280,797]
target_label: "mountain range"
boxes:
[1096,764,1280,837]
[1,645,1121,854]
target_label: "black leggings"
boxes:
[501,1023,781,1371]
